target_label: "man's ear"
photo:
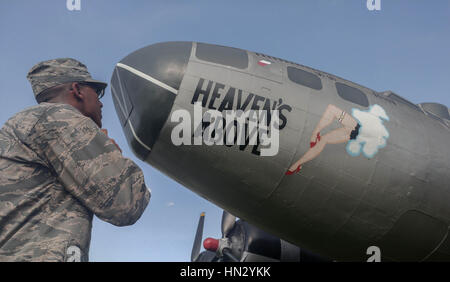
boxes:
[70,82,84,102]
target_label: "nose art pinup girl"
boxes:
[286,104,359,175]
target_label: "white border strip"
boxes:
[259,59,272,65]
[116,63,178,95]
[127,120,152,152]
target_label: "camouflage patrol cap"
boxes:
[27,58,107,100]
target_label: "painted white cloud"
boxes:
[346,104,390,158]
[167,202,175,207]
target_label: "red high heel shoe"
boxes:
[310,132,321,148]
[285,165,302,175]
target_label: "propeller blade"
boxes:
[221,210,236,238]
[191,212,205,262]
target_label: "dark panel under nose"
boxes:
[111,42,192,160]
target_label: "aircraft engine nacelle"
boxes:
[222,220,326,262]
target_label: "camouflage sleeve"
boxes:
[29,105,150,226]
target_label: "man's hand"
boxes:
[100,129,122,153]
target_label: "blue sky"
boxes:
[0,0,449,261]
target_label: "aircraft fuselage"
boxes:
[111,42,450,261]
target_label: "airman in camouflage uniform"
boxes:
[0,58,150,261]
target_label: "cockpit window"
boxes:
[335,82,369,107]
[287,66,322,90]
[196,43,248,70]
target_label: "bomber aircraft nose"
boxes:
[111,42,192,160]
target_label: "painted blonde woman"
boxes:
[286,104,360,175]
[286,103,389,175]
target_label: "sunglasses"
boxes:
[79,82,105,99]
